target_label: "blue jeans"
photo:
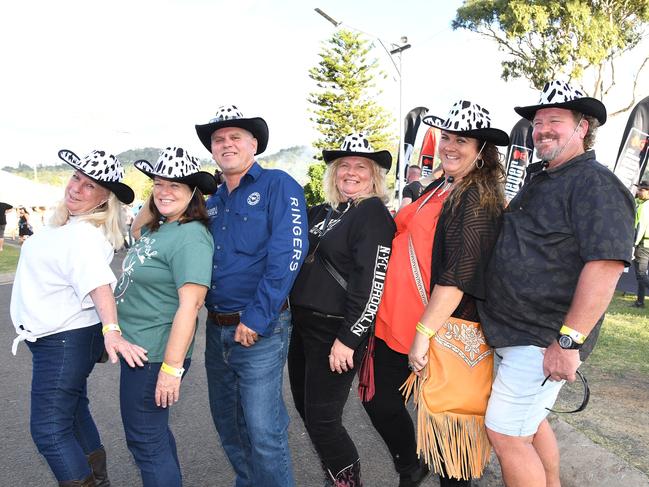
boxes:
[120,359,191,487]
[205,309,294,487]
[27,324,104,482]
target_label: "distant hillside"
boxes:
[1,145,317,189]
[258,145,316,185]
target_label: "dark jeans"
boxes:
[361,336,418,474]
[27,324,105,482]
[634,246,649,304]
[362,337,471,486]
[120,359,191,487]
[287,306,365,478]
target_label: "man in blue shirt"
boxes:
[195,105,308,487]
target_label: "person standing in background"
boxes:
[0,201,14,251]
[632,180,649,307]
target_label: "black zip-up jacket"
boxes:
[290,197,396,349]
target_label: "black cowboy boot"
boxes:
[333,459,362,487]
[399,458,431,487]
[86,446,110,487]
[321,459,334,487]
[58,474,96,487]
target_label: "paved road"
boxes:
[0,249,508,486]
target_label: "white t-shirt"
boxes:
[10,219,116,354]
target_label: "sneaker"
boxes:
[631,301,645,308]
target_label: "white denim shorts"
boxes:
[485,345,564,437]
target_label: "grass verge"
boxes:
[0,244,19,273]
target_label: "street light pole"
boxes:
[314,8,411,207]
[390,40,411,206]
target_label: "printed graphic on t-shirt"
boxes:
[114,234,158,303]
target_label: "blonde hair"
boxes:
[50,192,126,250]
[323,157,389,207]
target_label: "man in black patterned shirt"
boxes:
[479,81,635,487]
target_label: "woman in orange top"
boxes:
[362,100,509,487]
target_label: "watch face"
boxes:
[558,335,574,349]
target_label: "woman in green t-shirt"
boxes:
[112,147,217,487]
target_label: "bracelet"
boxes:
[101,323,121,336]
[559,324,587,344]
[161,362,185,378]
[416,322,436,338]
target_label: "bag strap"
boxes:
[408,233,428,307]
[321,256,348,290]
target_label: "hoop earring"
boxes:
[475,158,484,169]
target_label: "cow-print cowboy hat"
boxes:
[195,105,269,155]
[322,133,392,170]
[515,80,607,125]
[423,100,510,146]
[58,149,135,204]
[134,147,218,195]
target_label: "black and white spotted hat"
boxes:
[322,133,392,170]
[195,104,269,155]
[134,147,218,195]
[514,80,607,125]
[422,100,509,146]
[58,149,135,204]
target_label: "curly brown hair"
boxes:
[444,141,506,217]
[571,111,599,150]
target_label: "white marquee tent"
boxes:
[0,170,63,208]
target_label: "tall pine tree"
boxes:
[304,29,394,205]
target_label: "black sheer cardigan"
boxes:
[417,181,502,323]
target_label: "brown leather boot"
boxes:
[86,447,110,487]
[58,474,96,486]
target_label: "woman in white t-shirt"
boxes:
[10,149,148,487]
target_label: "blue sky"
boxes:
[0,0,646,168]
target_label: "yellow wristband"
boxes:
[416,322,436,338]
[559,325,587,344]
[102,324,121,335]
[161,362,185,378]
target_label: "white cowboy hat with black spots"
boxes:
[322,132,392,170]
[195,104,269,155]
[515,80,607,125]
[134,147,218,195]
[58,149,135,204]
[423,100,510,146]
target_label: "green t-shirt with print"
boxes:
[115,220,214,362]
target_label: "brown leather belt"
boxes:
[208,301,289,326]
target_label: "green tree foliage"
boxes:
[303,162,327,206]
[305,29,395,205]
[453,0,649,114]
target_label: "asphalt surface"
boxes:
[2,247,646,486]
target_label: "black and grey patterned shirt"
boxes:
[479,150,635,360]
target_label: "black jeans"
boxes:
[287,306,365,477]
[634,246,649,304]
[362,337,472,486]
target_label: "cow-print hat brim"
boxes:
[422,100,510,146]
[322,133,392,170]
[134,147,218,195]
[514,80,607,125]
[195,105,268,155]
[58,149,135,204]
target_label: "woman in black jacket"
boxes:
[288,133,396,486]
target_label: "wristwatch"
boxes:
[557,334,582,350]
[557,324,587,350]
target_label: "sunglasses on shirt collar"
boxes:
[542,369,590,414]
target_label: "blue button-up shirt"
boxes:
[205,162,308,335]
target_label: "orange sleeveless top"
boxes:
[375,189,449,354]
